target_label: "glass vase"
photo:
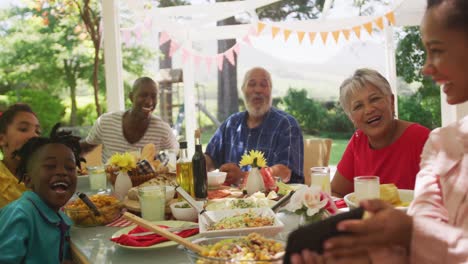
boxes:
[245,167,266,195]
[114,170,132,200]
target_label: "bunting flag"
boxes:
[352,26,361,39]
[122,30,131,45]
[308,32,317,44]
[257,22,266,35]
[233,43,240,55]
[271,26,280,38]
[242,35,252,46]
[283,29,292,42]
[134,26,142,42]
[193,55,202,67]
[342,29,351,40]
[144,17,152,30]
[205,57,213,72]
[320,32,328,44]
[297,31,305,44]
[331,30,340,43]
[216,54,224,71]
[168,41,180,57]
[159,31,170,46]
[225,48,235,65]
[374,17,384,30]
[385,12,395,25]
[363,22,373,35]
[181,48,191,64]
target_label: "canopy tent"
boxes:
[102,0,467,156]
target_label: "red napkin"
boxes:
[334,198,347,209]
[111,225,199,247]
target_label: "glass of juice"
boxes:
[138,186,165,221]
[87,166,107,192]
[310,167,331,195]
[354,176,380,202]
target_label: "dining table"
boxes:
[70,176,332,264]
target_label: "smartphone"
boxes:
[283,207,365,263]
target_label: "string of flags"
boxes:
[118,9,396,71]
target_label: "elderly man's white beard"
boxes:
[245,96,272,118]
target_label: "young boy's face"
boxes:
[26,143,77,211]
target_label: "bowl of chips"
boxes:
[64,194,123,227]
[344,184,414,211]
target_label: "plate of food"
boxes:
[110,220,200,250]
[199,207,284,238]
[344,184,414,211]
[205,196,276,211]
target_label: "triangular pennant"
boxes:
[249,26,257,36]
[233,43,241,55]
[144,17,152,30]
[168,41,180,57]
[332,31,340,43]
[271,26,280,39]
[181,48,191,64]
[134,26,142,42]
[257,22,266,35]
[374,17,384,30]
[296,31,305,44]
[352,26,361,39]
[342,29,351,40]
[205,57,213,71]
[159,31,170,46]
[320,32,329,44]
[283,29,292,42]
[363,22,373,35]
[242,35,252,46]
[225,49,235,65]
[308,32,317,43]
[193,55,201,67]
[216,54,224,71]
[385,12,395,25]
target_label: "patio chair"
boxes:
[303,138,333,186]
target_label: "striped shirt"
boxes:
[205,108,304,183]
[85,111,178,163]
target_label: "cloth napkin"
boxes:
[334,198,347,209]
[111,225,199,247]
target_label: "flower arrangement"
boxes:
[108,152,137,172]
[239,150,267,168]
[284,185,338,223]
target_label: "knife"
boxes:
[129,224,199,237]
[271,190,295,212]
[173,185,216,225]
[77,192,101,216]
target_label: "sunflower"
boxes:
[109,152,137,172]
[239,150,267,168]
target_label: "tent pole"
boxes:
[384,26,398,118]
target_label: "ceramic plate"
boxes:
[344,189,414,211]
[111,220,199,250]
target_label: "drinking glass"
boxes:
[354,176,380,202]
[87,166,107,192]
[310,167,331,195]
[138,186,165,221]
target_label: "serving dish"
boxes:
[199,207,284,238]
[205,197,276,211]
[64,194,122,227]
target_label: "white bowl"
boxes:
[199,207,284,238]
[170,201,204,222]
[165,186,176,203]
[344,189,414,211]
[207,171,227,187]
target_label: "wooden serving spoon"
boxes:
[122,212,204,253]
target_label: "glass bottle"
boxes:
[192,129,207,200]
[176,141,194,196]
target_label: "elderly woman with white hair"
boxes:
[331,68,430,197]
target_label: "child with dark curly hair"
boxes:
[0,124,82,264]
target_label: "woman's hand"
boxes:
[219,163,245,185]
[323,199,413,258]
[291,249,371,264]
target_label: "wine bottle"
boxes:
[192,129,207,200]
[176,141,194,196]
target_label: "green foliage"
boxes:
[6,89,65,135]
[258,0,325,20]
[396,26,441,129]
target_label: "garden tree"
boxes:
[38,0,103,116]
[396,26,441,129]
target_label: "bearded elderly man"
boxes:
[205,67,304,186]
